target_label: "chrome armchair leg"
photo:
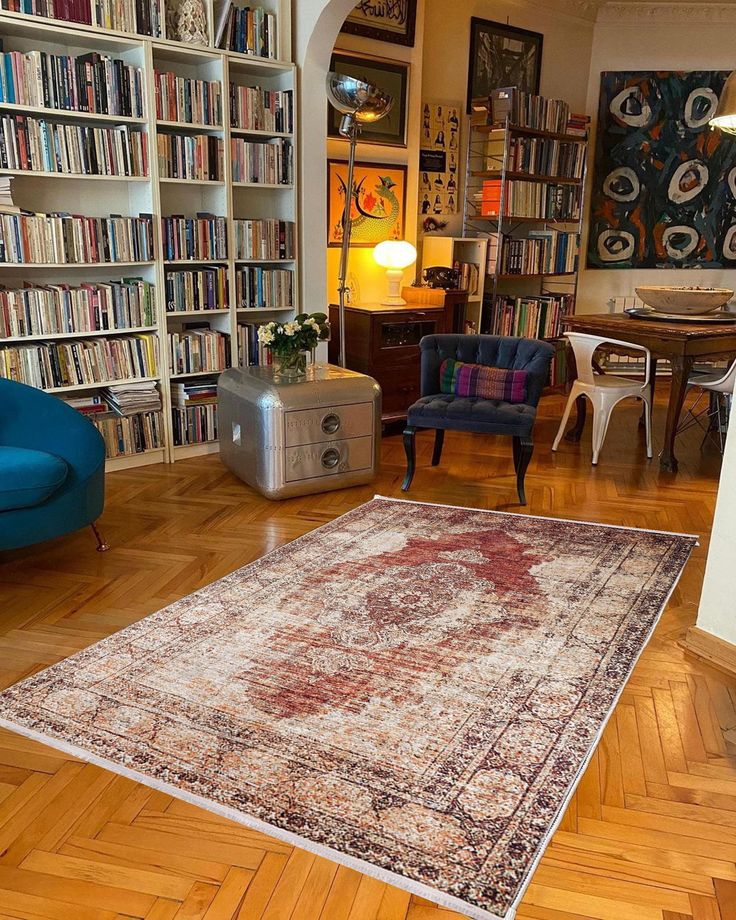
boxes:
[90,522,110,552]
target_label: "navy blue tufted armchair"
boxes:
[402,334,554,504]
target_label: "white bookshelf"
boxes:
[0,3,297,467]
[421,236,488,332]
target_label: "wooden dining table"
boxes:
[561,312,736,472]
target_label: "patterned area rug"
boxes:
[0,498,695,920]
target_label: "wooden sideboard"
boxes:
[328,288,468,421]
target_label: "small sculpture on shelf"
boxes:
[174,0,209,45]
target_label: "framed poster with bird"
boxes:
[327,159,408,248]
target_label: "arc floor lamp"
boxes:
[325,72,393,367]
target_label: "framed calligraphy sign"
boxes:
[340,0,417,47]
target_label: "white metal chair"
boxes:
[552,332,653,465]
[677,360,736,454]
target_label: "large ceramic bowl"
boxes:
[635,285,734,315]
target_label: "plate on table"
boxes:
[625,308,736,324]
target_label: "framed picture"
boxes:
[327,159,408,248]
[340,0,417,47]
[466,18,543,113]
[328,52,409,148]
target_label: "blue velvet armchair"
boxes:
[0,378,108,552]
[402,334,554,505]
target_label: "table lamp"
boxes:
[373,240,417,306]
[710,71,736,134]
[325,72,394,366]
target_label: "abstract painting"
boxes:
[466,18,543,114]
[588,71,736,269]
[327,159,407,248]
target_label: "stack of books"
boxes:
[216,4,278,59]
[566,113,591,137]
[171,377,218,445]
[235,266,293,309]
[234,218,294,260]
[0,333,158,388]
[499,231,578,275]
[157,134,223,181]
[0,51,145,118]
[165,266,229,312]
[103,379,161,414]
[0,212,154,264]
[485,293,574,339]
[0,278,155,337]
[0,177,17,213]
[168,328,231,375]
[162,214,228,261]
[230,137,292,184]
[155,72,222,126]
[479,180,580,221]
[0,0,93,25]
[230,86,293,134]
[237,322,271,366]
[0,115,148,177]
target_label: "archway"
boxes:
[293,0,365,312]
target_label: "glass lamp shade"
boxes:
[374,241,417,306]
[710,70,736,134]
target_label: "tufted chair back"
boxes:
[419,334,555,407]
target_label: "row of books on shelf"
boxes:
[550,340,568,388]
[0,0,93,25]
[165,266,229,312]
[0,278,155,337]
[485,88,588,137]
[478,179,581,221]
[453,260,480,296]
[156,133,223,181]
[490,231,579,276]
[237,321,270,366]
[155,71,222,127]
[0,49,144,118]
[484,293,574,340]
[1,0,162,34]
[236,266,292,309]
[173,402,218,444]
[0,212,154,264]
[162,214,228,261]
[485,134,586,179]
[168,327,230,375]
[230,86,293,134]
[216,4,278,59]
[66,381,163,454]
[235,218,294,260]
[0,332,157,388]
[231,137,292,184]
[0,115,148,177]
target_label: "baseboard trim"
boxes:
[682,626,736,678]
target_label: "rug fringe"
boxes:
[373,494,700,542]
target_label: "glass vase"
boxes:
[274,349,308,380]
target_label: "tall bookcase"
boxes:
[463,116,589,387]
[0,2,297,469]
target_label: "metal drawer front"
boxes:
[284,436,373,482]
[284,402,373,447]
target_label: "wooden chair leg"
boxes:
[90,522,110,552]
[401,426,417,491]
[513,436,534,505]
[431,429,445,466]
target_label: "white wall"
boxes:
[577,12,736,312]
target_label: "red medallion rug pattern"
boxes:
[0,498,695,920]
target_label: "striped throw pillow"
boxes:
[440,358,528,403]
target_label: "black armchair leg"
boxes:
[402,426,417,491]
[513,436,534,506]
[90,522,110,552]
[431,429,445,466]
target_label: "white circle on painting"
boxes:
[597,229,635,262]
[609,86,653,127]
[668,160,709,204]
[662,225,699,260]
[602,167,640,202]
[723,225,736,259]
[684,87,718,128]
[727,167,736,198]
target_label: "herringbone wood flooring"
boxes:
[0,394,733,920]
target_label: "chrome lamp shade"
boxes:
[710,70,736,134]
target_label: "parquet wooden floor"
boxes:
[0,394,734,920]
